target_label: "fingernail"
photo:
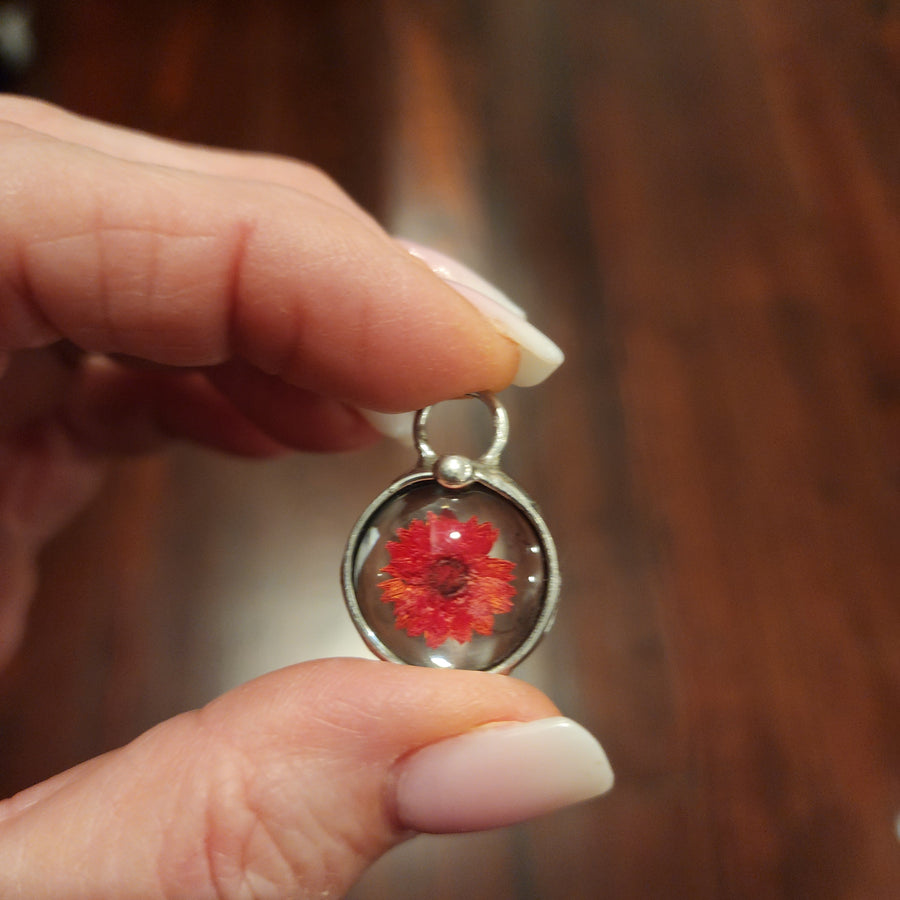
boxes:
[395,717,613,833]
[400,240,527,318]
[398,240,565,388]
[358,409,415,444]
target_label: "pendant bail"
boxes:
[414,392,509,469]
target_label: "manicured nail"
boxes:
[358,409,415,444]
[395,717,613,833]
[398,240,565,388]
[401,240,527,318]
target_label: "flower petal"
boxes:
[378,509,518,647]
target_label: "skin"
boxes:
[0,97,558,899]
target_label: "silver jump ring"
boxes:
[414,392,509,469]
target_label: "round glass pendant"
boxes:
[342,393,559,673]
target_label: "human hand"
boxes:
[0,97,609,898]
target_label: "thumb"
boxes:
[0,658,613,899]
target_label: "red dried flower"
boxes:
[379,509,516,648]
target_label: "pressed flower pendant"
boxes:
[342,392,560,673]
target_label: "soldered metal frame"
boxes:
[341,392,560,674]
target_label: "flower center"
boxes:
[427,557,469,597]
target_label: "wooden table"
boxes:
[2,2,898,896]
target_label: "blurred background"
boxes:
[1,1,899,897]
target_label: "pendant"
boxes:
[342,392,560,673]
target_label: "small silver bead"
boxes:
[434,454,474,489]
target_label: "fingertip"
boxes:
[397,240,564,388]
[232,224,523,411]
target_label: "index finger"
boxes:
[0,120,518,413]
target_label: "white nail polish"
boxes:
[395,717,613,834]
[399,240,527,318]
[398,241,565,387]
[358,409,415,444]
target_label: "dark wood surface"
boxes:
[2,1,899,897]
